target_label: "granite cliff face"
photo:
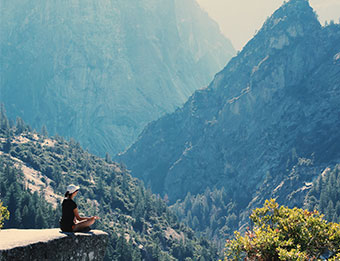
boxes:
[120,0,340,208]
[0,0,234,156]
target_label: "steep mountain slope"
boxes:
[0,0,234,156]
[304,165,340,223]
[120,0,340,210]
[0,113,219,260]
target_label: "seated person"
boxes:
[60,184,99,232]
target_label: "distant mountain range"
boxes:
[0,0,234,156]
[119,0,340,231]
[2,0,339,251]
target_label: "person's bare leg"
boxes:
[73,217,95,232]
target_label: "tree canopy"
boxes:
[225,199,340,260]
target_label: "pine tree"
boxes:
[319,190,328,212]
[6,185,19,228]
[105,152,111,163]
[15,117,26,135]
[14,208,22,226]
[3,136,11,153]
[21,205,30,228]
[41,125,48,137]
[192,216,199,229]
[335,202,340,219]
[326,201,334,220]
[35,207,48,228]
[115,234,134,261]
[0,104,9,131]
[151,238,162,260]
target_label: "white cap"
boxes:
[67,184,80,194]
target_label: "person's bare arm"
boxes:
[73,208,90,221]
[73,208,100,222]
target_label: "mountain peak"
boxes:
[240,0,320,52]
[263,0,319,32]
[120,0,340,202]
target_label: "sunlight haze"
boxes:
[196,0,340,50]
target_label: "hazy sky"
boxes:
[196,0,340,50]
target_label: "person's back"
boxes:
[60,198,77,232]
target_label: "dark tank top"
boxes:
[60,198,77,231]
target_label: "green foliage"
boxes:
[0,106,218,260]
[0,162,58,229]
[0,103,10,132]
[41,125,48,137]
[225,199,340,260]
[0,200,10,229]
[305,165,340,223]
[171,187,239,249]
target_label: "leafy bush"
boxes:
[225,199,340,260]
[0,200,10,229]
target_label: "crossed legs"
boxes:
[72,217,95,232]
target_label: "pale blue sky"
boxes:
[196,0,340,50]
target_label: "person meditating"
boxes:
[60,184,99,232]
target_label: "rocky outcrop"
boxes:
[120,0,340,207]
[0,0,234,156]
[0,229,108,261]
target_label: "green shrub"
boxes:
[0,200,10,229]
[225,199,340,260]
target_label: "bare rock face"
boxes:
[0,229,108,261]
[0,0,234,156]
[120,0,340,206]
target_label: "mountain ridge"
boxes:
[0,0,234,156]
[119,0,340,208]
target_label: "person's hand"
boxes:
[94,216,100,220]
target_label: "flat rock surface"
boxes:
[0,229,107,250]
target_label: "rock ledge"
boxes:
[0,228,108,261]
